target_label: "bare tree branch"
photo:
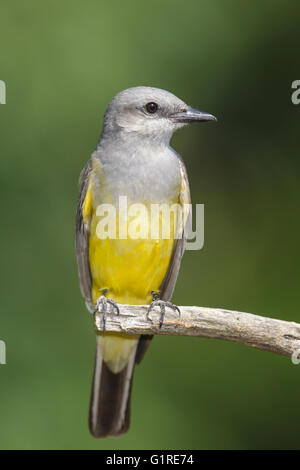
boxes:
[94,305,300,357]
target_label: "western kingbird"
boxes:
[75,86,216,438]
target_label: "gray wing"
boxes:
[159,157,191,301]
[75,159,93,311]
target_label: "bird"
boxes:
[75,86,216,438]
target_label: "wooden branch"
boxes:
[94,305,300,357]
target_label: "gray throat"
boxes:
[93,137,182,205]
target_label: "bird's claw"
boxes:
[94,294,119,332]
[146,299,180,329]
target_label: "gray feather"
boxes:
[74,86,212,439]
[75,159,93,310]
[89,338,137,438]
[159,157,191,301]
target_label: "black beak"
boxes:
[171,106,217,123]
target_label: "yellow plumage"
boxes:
[82,160,179,373]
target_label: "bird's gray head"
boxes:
[101,86,216,144]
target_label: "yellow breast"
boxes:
[89,206,176,305]
[81,157,182,373]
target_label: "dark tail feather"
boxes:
[135,335,153,364]
[88,341,136,438]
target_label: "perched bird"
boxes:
[75,87,216,438]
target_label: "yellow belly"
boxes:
[89,205,176,305]
[90,235,174,306]
[88,206,176,373]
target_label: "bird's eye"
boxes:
[145,102,158,114]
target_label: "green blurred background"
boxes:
[1,0,300,450]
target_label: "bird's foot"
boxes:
[146,291,180,329]
[94,289,119,332]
